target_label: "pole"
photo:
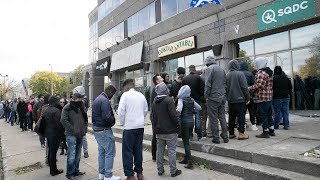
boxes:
[49,64,53,95]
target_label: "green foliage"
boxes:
[29,71,70,97]
[70,65,84,89]
[238,50,255,72]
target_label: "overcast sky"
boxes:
[0,0,97,82]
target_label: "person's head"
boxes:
[176,67,186,76]
[189,65,196,74]
[152,74,163,85]
[72,86,85,102]
[274,66,283,75]
[228,59,240,72]
[122,79,135,92]
[38,94,44,102]
[44,94,51,105]
[105,85,117,99]
[24,98,29,103]
[155,82,169,96]
[205,56,216,67]
[59,97,66,107]
[161,72,170,84]
[254,57,268,70]
[49,95,59,107]
[178,85,191,99]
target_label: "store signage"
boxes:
[158,36,196,58]
[95,57,111,76]
[257,0,315,31]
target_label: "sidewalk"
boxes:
[0,119,241,180]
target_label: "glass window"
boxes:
[256,54,275,70]
[138,6,149,33]
[204,50,214,59]
[98,0,126,21]
[185,52,204,68]
[178,0,189,13]
[161,0,177,20]
[236,56,255,72]
[113,22,124,45]
[255,32,289,55]
[292,48,320,79]
[275,51,291,77]
[291,23,320,48]
[178,57,185,68]
[238,40,254,57]
[149,2,156,27]
[128,14,139,37]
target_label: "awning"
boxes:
[110,41,143,72]
[95,57,111,76]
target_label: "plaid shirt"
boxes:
[249,70,273,102]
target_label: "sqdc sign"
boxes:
[257,0,315,31]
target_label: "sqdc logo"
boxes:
[261,1,309,24]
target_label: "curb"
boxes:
[0,135,4,180]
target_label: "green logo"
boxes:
[257,0,316,31]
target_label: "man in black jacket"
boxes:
[17,98,28,131]
[170,67,186,104]
[152,82,182,177]
[182,65,204,140]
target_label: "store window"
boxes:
[290,23,320,48]
[255,31,289,55]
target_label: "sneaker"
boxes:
[184,160,194,169]
[251,125,258,131]
[283,127,289,130]
[171,169,182,177]
[67,176,76,180]
[136,173,143,180]
[229,134,236,139]
[99,173,104,180]
[179,159,188,164]
[256,131,270,138]
[158,170,165,176]
[212,139,220,144]
[74,171,86,177]
[238,133,249,140]
[84,153,89,158]
[269,129,276,136]
[105,175,121,180]
[50,169,64,176]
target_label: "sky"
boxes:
[0,0,97,83]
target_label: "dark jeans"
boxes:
[246,99,256,125]
[181,122,194,160]
[27,112,33,130]
[256,101,274,131]
[10,111,16,126]
[122,128,144,176]
[273,98,290,129]
[152,133,157,160]
[4,111,10,122]
[39,135,46,145]
[19,116,27,130]
[47,136,61,174]
[66,136,83,178]
[229,103,246,134]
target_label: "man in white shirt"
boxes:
[117,79,148,180]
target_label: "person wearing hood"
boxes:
[176,85,201,169]
[17,98,28,131]
[226,60,250,140]
[239,62,258,131]
[249,57,274,138]
[42,95,64,176]
[272,66,292,130]
[60,86,88,179]
[151,82,182,177]
[203,56,229,144]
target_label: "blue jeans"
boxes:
[273,98,290,129]
[194,99,202,139]
[122,128,144,176]
[66,136,83,178]
[256,101,274,131]
[94,130,116,178]
[9,111,16,126]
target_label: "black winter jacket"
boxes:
[151,96,179,134]
[182,72,204,101]
[273,74,292,99]
[42,103,64,138]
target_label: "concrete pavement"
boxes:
[0,119,241,180]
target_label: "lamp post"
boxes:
[49,64,53,95]
[0,74,8,100]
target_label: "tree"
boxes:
[29,71,70,97]
[238,50,255,72]
[297,54,320,79]
[70,65,84,89]
[0,78,20,100]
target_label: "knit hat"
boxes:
[73,86,85,98]
[274,66,283,75]
[205,56,216,66]
[155,82,168,96]
[176,67,186,75]
[255,57,268,70]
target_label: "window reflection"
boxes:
[185,52,204,68]
[290,23,320,48]
[255,32,289,55]
[292,48,320,79]
[178,0,190,13]
[276,52,291,77]
[161,0,177,20]
[99,22,124,50]
[238,40,254,57]
[98,0,126,21]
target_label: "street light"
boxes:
[49,64,53,95]
[0,74,8,100]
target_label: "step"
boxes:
[87,126,319,180]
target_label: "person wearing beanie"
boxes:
[60,86,88,179]
[117,79,148,180]
[152,82,182,177]
[42,95,64,176]
[176,85,201,169]
[203,55,229,144]
[272,66,292,130]
[249,57,274,138]
[226,60,250,140]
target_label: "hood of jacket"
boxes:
[177,85,191,99]
[228,59,240,72]
[154,95,167,104]
[239,61,248,71]
[261,67,273,77]
[205,55,217,66]
[255,57,268,70]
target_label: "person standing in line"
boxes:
[17,98,28,131]
[92,85,120,180]
[4,100,10,123]
[170,67,186,105]
[9,99,18,126]
[200,68,212,138]
[33,94,46,147]
[27,100,34,131]
[239,61,258,131]
[176,85,201,169]
[249,57,274,138]
[117,79,148,180]
[272,66,292,130]
[150,74,163,162]
[60,86,88,180]
[40,94,51,163]
[226,60,250,140]
[42,95,64,176]
[203,56,229,144]
[182,65,204,140]
[152,82,182,177]
[59,97,68,155]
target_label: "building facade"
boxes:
[84,0,320,110]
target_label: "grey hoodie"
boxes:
[226,60,250,104]
[176,85,202,113]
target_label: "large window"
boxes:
[255,31,289,55]
[290,23,320,48]
[161,0,190,20]
[98,0,126,21]
[89,22,98,62]
[99,22,124,50]
[127,2,156,37]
